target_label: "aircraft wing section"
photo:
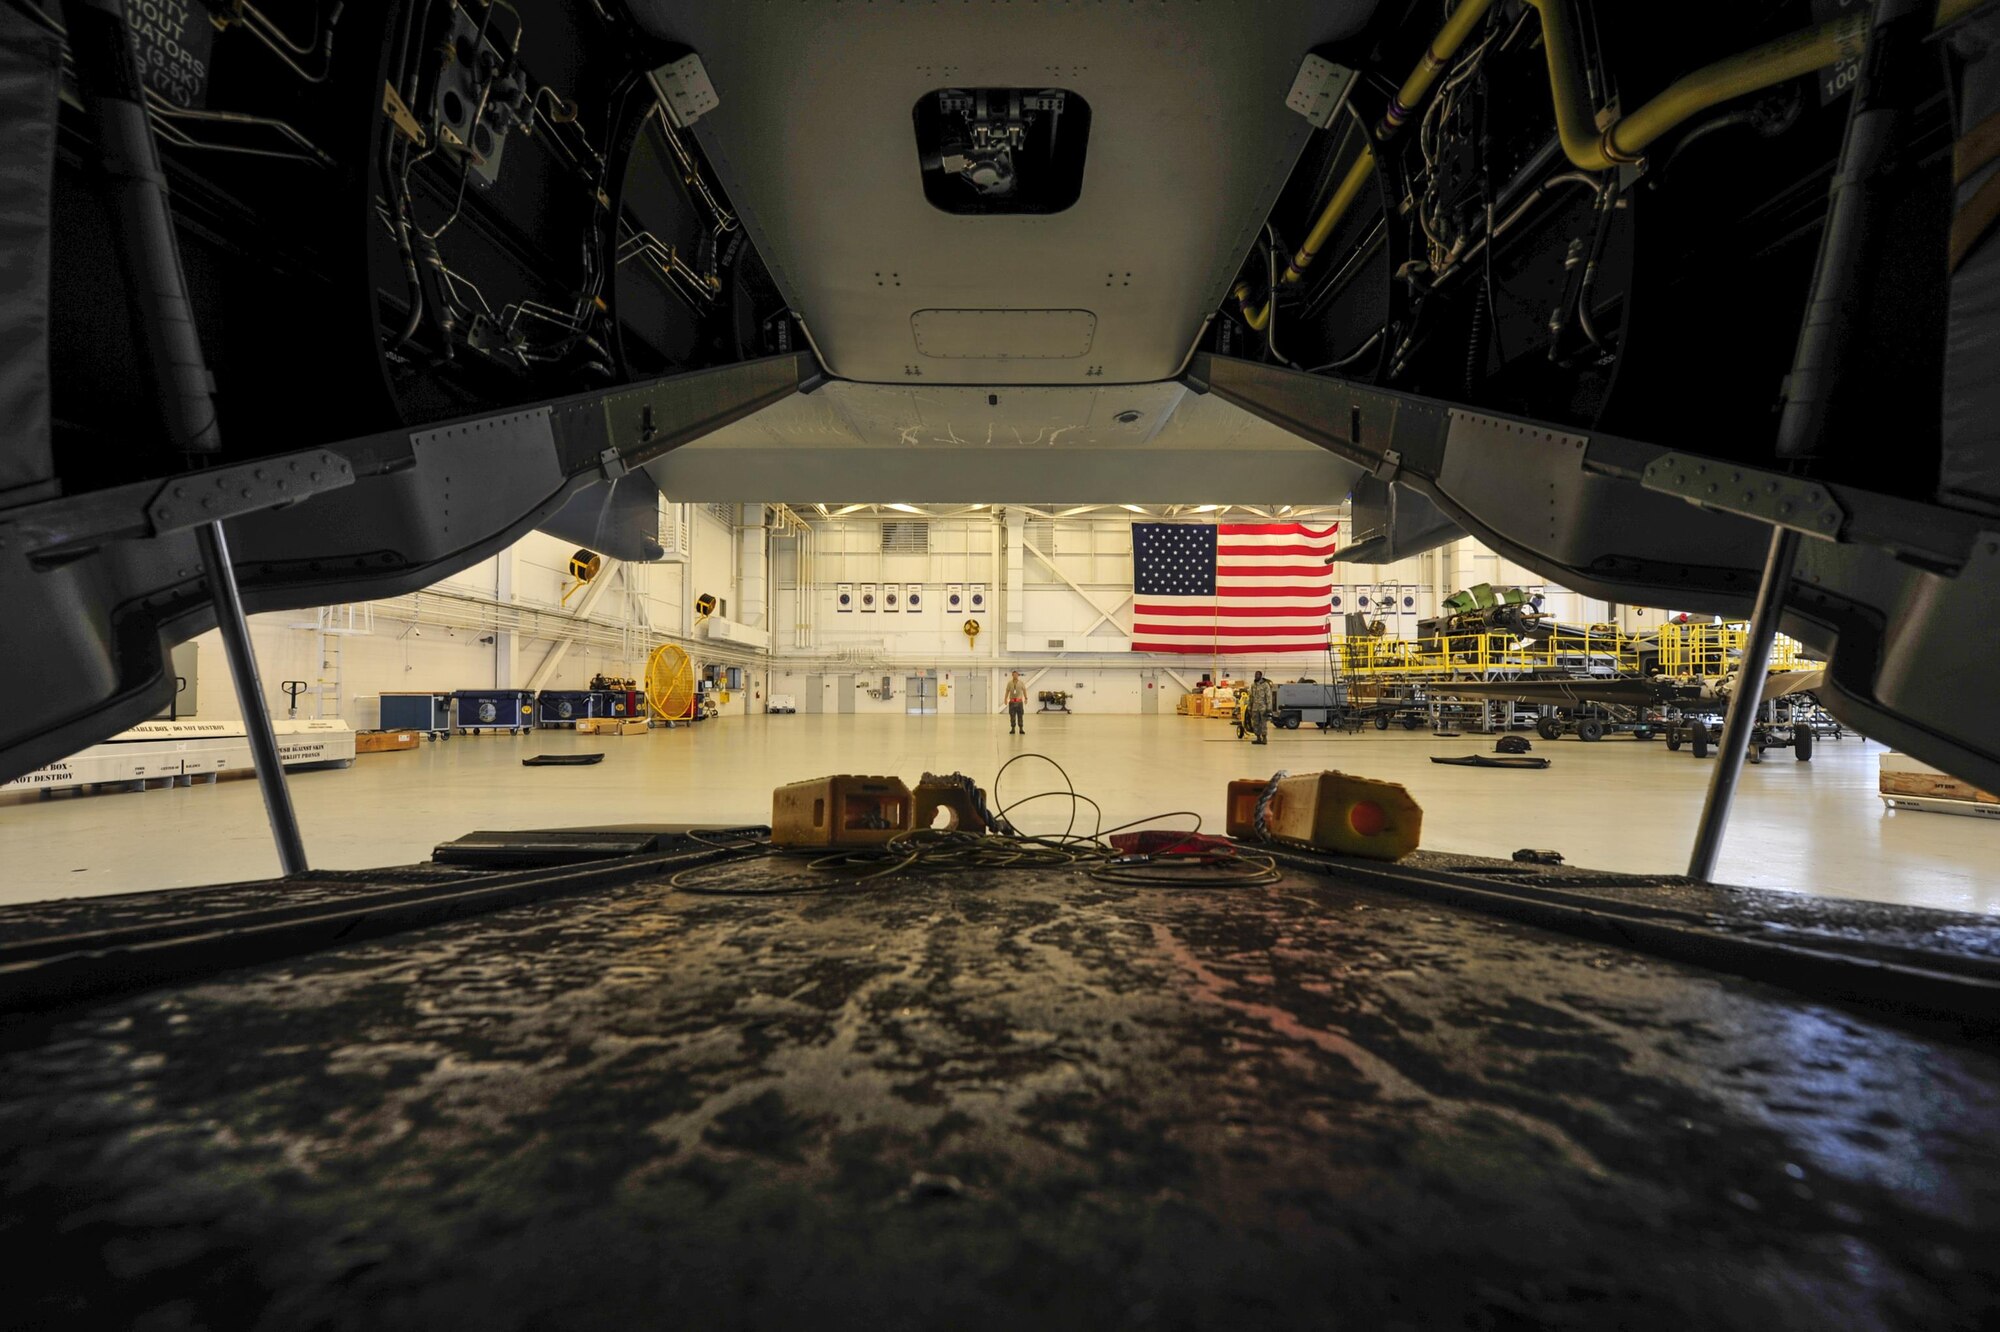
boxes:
[1760,670,1828,702]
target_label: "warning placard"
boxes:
[1811,0,1863,105]
[126,0,213,109]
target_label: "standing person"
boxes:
[1246,671,1275,745]
[1004,671,1029,734]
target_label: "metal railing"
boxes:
[1330,626,1639,678]
[1654,623,1823,675]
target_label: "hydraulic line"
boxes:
[1523,0,1868,171]
[1238,1,1967,336]
[1236,0,1496,330]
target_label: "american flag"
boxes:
[1131,521,1338,654]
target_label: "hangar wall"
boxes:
[764,511,1628,716]
[173,506,770,728]
[164,506,1639,728]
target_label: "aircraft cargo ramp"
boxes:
[2,840,1998,1329]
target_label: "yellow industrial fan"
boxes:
[644,643,697,722]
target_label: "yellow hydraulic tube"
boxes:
[1378,0,1499,138]
[1524,0,1871,171]
[1282,147,1378,284]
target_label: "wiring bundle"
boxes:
[669,754,1283,895]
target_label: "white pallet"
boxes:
[3,720,354,793]
[1882,794,2000,821]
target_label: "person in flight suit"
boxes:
[1246,671,1275,745]
[1005,671,1029,734]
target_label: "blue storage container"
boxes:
[379,692,453,738]
[454,689,536,734]
[536,690,605,727]
[592,689,642,718]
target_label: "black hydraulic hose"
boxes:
[383,139,426,350]
[1573,180,1620,350]
[414,229,457,362]
[1464,278,1490,393]
[60,0,219,455]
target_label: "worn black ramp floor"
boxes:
[2,862,1997,1330]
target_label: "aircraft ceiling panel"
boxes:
[662,381,1329,454]
[628,1,1377,385]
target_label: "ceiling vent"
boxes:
[881,521,930,554]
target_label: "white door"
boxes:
[836,674,855,713]
[956,673,988,715]
[1140,670,1159,715]
[804,674,823,714]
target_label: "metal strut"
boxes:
[63,0,309,874]
[1686,527,1798,882]
[197,522,310,875]
[1686,0,1929,881]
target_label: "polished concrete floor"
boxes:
[1,713,1995,912]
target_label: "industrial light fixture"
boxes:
[1192,504,1218,513]
[885,503,923,514]
[1120,504,1146,513]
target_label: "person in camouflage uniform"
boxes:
[1246,671,1275,745]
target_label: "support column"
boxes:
[988,511,1002,662]
[494,547,519,688]
[1004,508,1026,653]
[739,503,767,628]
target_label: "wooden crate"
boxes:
[577,718,649,736]
[1880,768,1998,803]
[356,730,420,754]
[1880,753,1998,803]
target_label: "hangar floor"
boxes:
[1,716,1992,912]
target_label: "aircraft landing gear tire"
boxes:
[1692,728,1710,759]
[1576,719,1605,742]
[1536,715,1562,742]
[1795,728,1814,762]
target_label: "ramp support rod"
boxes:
[1686,527,1797,882]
